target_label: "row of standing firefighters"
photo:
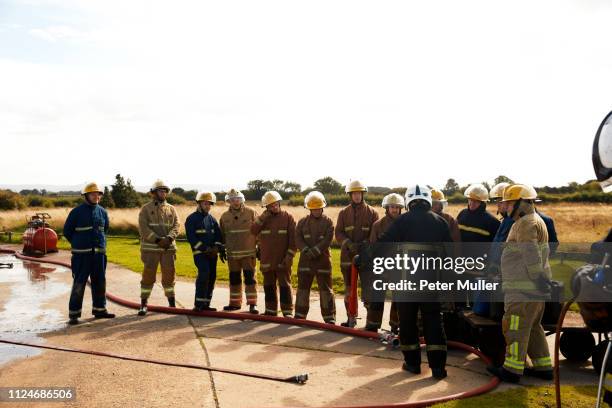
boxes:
[62,179,559,383]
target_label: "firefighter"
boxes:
[364,193,404,333]
[63,182,115,325]
[137,180,180,315]
[489,183,559,275]
[431,189,461,243]
[487,184,553,383]
[335,180,379,327]
[294,191,336,323]
[185,191,225,311]
[251,191,297,316]
[457,183,500,245]
[488,182,513,276]
[379,184,452,380]
[219,188,259,314]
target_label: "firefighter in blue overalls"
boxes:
[185,191,225,311]
[63,182,114,325]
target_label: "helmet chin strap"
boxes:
[508,198,523,218]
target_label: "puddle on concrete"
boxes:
[0,254,71,365]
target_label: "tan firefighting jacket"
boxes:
[296,214,334,273]
[251,210,297,272]
[219,204,258,260]
[369,214,395,243]
[138,200,180,252]
[335,202,379,269]
[501,201,551,301]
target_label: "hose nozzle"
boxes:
[293,373,309,384]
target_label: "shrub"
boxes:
[0,190,25,210]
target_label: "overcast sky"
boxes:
[1,0,611,192]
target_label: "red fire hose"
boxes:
[0,248,501,407]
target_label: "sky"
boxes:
[1,0,611,192]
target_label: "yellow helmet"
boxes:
[381,193,405,208]
[464,183,489,202]
[489,182,510,200]
[150,179,170,193]
[196,191,216,203]
[345,180,368,193]
[431,189,446,202]
[501,184,538,202]
[304,191,327,209]
[82,182,103,195]
[261,191,283,207]
[224,188,245,202]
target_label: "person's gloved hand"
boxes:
[536,275,552,294]
[157,237,171,249]
[204,247,219,259]
[256,245,261,260]
[282,254,294,269]
[218,244,227,263]
[353,254,361,268]
[302,247,313,259]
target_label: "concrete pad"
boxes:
[0,246,602,407]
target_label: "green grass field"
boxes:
[432,385,598,407]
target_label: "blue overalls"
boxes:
[185,209,222,308]
[63,202,109,318]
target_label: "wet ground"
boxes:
[0,246,602,407]
[0,254,70,365]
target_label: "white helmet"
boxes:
[150,179,170,193]
[404,184,432,208]
[304,191,327,209]
[224,188,245,203]
[489,182,510,201]
[381,193,405,208]
[464,183,489,202]
[594,110,612,192]
[261,191,283,207]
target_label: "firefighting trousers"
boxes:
[365,301,399,330]
[502,301,552,375]
[294,267,336,323]
[397,302,447,369]
[194,253,217,307]
[140,251,176,299]
[68,252,108,318]
[262,268,293,315]
[227,257,257,307]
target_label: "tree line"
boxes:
[0,174,610,211]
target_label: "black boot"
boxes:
[431,368,448,380]
[486,366,521,383]
[402,362,421,374]
[138,299,148,316]
[341,318,356,328]
[68,317,80,325]
[93,311,116,319]
[168,297,176,308]
[390,325,399,335]
[223,305,241,311]
[364,324,380,333]
[249,305,259,314]
[524,367,553,380]
[202,303,217,312]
